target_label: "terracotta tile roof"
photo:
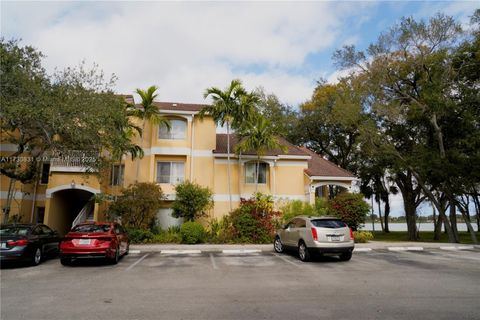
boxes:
[300,147,354,178]
[116,94,135,105]
[214,134,307,156]
[134,102,208,112]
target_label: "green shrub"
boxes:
[353,231,374,243]
[152,229,182,243]
[206,217,233,243]
[280,198,329,223]
[127,228,154,244]
[328,193,369,231]
[172,181,213,221]
[108,183,164,229]
[180,221,206,244]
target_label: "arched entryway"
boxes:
[46,186,98,236]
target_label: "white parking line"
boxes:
[209,253,218,270]
[161,250,202,254]
[129,250,141,254]
[354,248,372,252]
[440,246,475,251]
[273,253,302,268]
[222,249,262,254]
[126,253,149,271]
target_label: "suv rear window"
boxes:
[311,219,347,228]
[72,224,111,233]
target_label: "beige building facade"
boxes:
[1,100,355,235]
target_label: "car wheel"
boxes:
[60,258,71,266]
[298,241,310,262]
[110,247,119,265]
[339,252,352,261]
[274,237,284,253]
[31,247,42,266]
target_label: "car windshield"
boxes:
[0,226,30,236]
[72,224,111,233]
[311,219,347,229]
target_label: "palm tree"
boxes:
[131,86,170,182]
[199,79,255,211]
[235,116,287,192]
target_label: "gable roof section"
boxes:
[299,147,354,178]
[213,134,307,156]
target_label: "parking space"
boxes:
[1,249,479,320]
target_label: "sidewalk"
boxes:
[130,241,480,254]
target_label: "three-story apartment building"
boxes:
[0,98,355,235]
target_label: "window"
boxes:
[311,219,346,229]
[245,162,268,184]
[156,161,185,184]
[40,163,50,184]
[158,119,187,140]
[111,164,124,186]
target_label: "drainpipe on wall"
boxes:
[29,176,39,223]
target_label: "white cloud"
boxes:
[1,1,376,106]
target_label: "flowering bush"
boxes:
[328,193,369,231]
[228,193,281,243]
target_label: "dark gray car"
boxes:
[0,224,60,266]
[274,216,354,262]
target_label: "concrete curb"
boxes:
[128,241,479,254]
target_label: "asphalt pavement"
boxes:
[1,243,479,320]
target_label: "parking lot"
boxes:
[1,248,479,320]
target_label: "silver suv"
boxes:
[274,216,354,262]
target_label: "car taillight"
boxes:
[7,239,29,247]
[349,228,354,240]
[311,227,318,241]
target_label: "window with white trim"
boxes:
[245,162,268,184]
[158,119,187,140]
[111,164,124,186]
[156,161,185,184]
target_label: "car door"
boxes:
[40,225,60,256]
[282,220,297,247]
[289,218,305,246]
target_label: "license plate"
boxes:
[330,236,341,242]
[78,239,91,245]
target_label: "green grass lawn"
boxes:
[371,231,479,244]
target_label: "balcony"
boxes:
[49,150,99,173]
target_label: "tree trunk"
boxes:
[404,200,418,241]
[449,202,459,242]
[135,120,146,183]
[377,199,384,232]
[434,212,443,240]
[472,192,480,231]
[226,122,232,211]
[384,197,390,233]
[457,202,478,244]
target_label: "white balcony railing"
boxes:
[49,150,99,173]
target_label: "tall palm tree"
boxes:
[199,79,254,211]
[131,86,170,182]
[235,116,287,192]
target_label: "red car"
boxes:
[60,222,129,266]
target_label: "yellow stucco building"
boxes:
[1,99,355,235]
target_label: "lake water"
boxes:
[359,222,478,232]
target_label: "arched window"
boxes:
[158,119,187,140]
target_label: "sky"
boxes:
[1,0,478,216]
